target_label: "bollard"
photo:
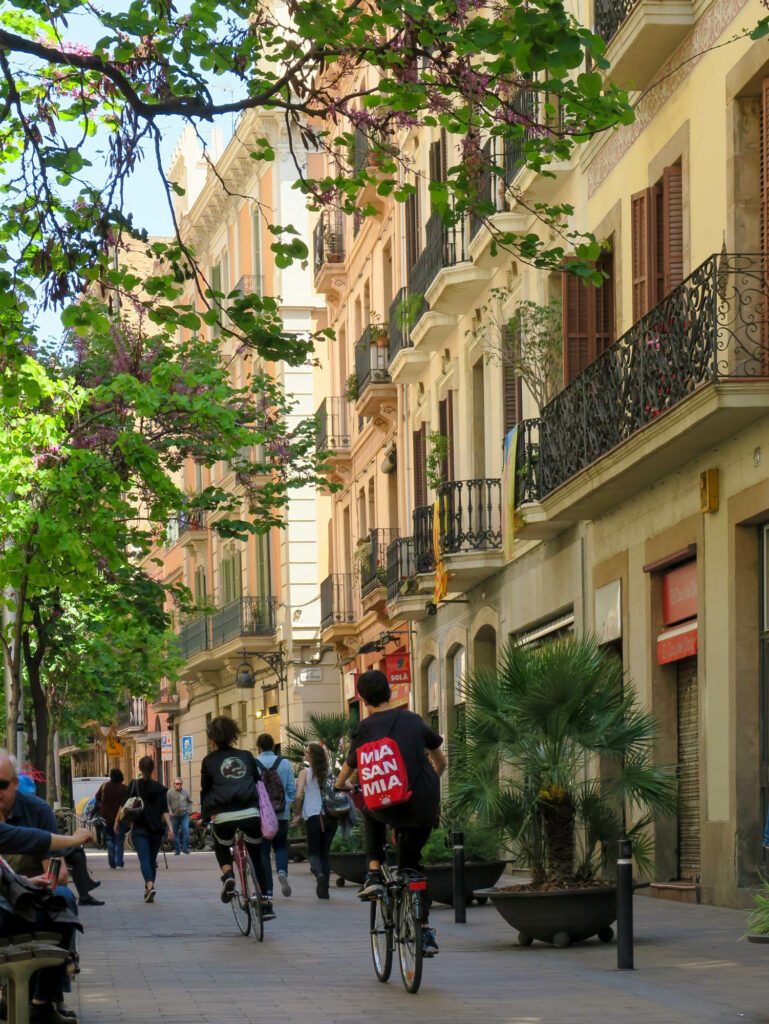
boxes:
[453,830,466,924]
[616,837,634,970]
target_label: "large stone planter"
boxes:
[423,860,507,906]
[329,851,368,886]
[747,934,769,944]
[474,884,626,947]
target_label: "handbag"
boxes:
[120,781,144,826]
[256,780,279,839]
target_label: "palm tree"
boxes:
[451,635,677,888]
[284,712,357,771]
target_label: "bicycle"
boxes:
[370,863,429,994]
[228,828,264,942]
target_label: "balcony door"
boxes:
[563,247,615,383]
[221,550,242,607]
[631,164,684,321]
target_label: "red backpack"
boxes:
[356,720,412,811]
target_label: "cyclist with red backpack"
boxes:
[335,669,446,956]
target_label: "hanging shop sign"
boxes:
[662,560,697,626]
[657,620,698,665]
[384,652,412,687]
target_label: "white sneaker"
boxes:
[278,872,291,897]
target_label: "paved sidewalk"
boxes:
[73,851,768,1023]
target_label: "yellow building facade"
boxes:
[315,0,769,907]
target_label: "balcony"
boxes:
[360,528,400,612]
[514,252,769,531]
[385,536,435,621]
[387,287,430,384]
[320,573,361,646]
[150,687,181,713]
[413,505,436,574]
[354,326,397,421]
[596,0,695,91]
[117,697,147,735]
[313,211,346,298]
[316,396,352,484]
[179,614,209,659]
[437,478,503,586]
[210,597,276,647]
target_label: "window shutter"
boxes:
[405,193,419,272]
[562,267,592,384]
[252,210,263,295]
[502,348,523,432]
[439,128,448,181]
[762,80,769,257]
[234,550,243,599]
[429,141,441,183]
[446,390,455,481]
[631,189,653,321]
[413,425,427,507]
[211,263,222,338]
[662,165,684,295]
[594,249,615,358]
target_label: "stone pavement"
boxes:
[72,851,769,1024]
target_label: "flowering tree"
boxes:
[0,0,641,757]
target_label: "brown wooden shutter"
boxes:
[662,164,684,295]
[446,391,455,480]
[405,193,418,272]
[631,188,653,320]
[502,359,523,432]
[413,425,427,507]
[594,249,615,357]
[762,80,769,258]
[562,267,592,383]
[439,128,449,181]
[429,141,441,183]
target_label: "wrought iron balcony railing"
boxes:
[316,396,351,451]
[516,252,769,503]
[313,211,345,278]
[594,0,637,44]
[210,597,276,648]
[361,528,400,597]
[386,536,416,603]
[408,211,468,304]
[178,510,206,537]
[355,325,391,395]
[437,479,502,553]
[413,505,436,574]
[514,418,541,506]
[179,614,209,659]
[320,573,360,630]
[388,287,418,364]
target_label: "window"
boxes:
[194,462,203,492]
[631,164,683,321]
[427,657,439,733]
[413,424,427,507]
[256,532,271,600]
[252,209,263,295]
[222,704,232,721]
[194,565,207,605]
[211,261,222,339]
[405,187,422,273]
[437,393,455,481]
[220,550,242,606]
[562,245,615,383]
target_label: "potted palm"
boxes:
[453,635,677,947]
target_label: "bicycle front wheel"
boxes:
[370,898,393,982]
[398,890,423,994]
[231,862,251,936]
[244,858,264,943]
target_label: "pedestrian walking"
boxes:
[168,777,193,855]
[255,733,296,899]
[96,768,129,869]
[121,756,173,903]
[292,743,337,900]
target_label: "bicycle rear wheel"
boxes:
[244,857,264,942]
[231,857,251,936]
[370,897,393,982]
[398,890,423,994]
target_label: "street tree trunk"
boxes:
[540,790,576,887]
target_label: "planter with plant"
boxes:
[418,824,507,906]
[746,876,769,943]
[345,373,359,403]
[426,432,449,492]
[453,635,677,947]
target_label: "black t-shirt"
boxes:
[126,779,169,835]
[346,708,443,827]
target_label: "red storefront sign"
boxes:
[657,620,698,664]
[384,652,412,686]
[662,560,697,626]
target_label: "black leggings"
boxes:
[363,814,432,872]
[212,815,268,896]
[305,814,338,880]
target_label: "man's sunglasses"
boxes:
[0,778,15,790]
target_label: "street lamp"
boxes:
[235,652,255,689]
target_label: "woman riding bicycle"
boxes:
[200,715,275,921]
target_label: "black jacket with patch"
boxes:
[200,747,260,819]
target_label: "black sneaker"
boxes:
[220,875,236,904]
[261,901,277,921]
[421,927,439,957]
[358,871,384,900]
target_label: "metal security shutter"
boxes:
[677,655,701,881]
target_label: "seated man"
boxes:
[0,752,92,1023]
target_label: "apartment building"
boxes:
[314,0,769,907]
[141,117,339,789]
